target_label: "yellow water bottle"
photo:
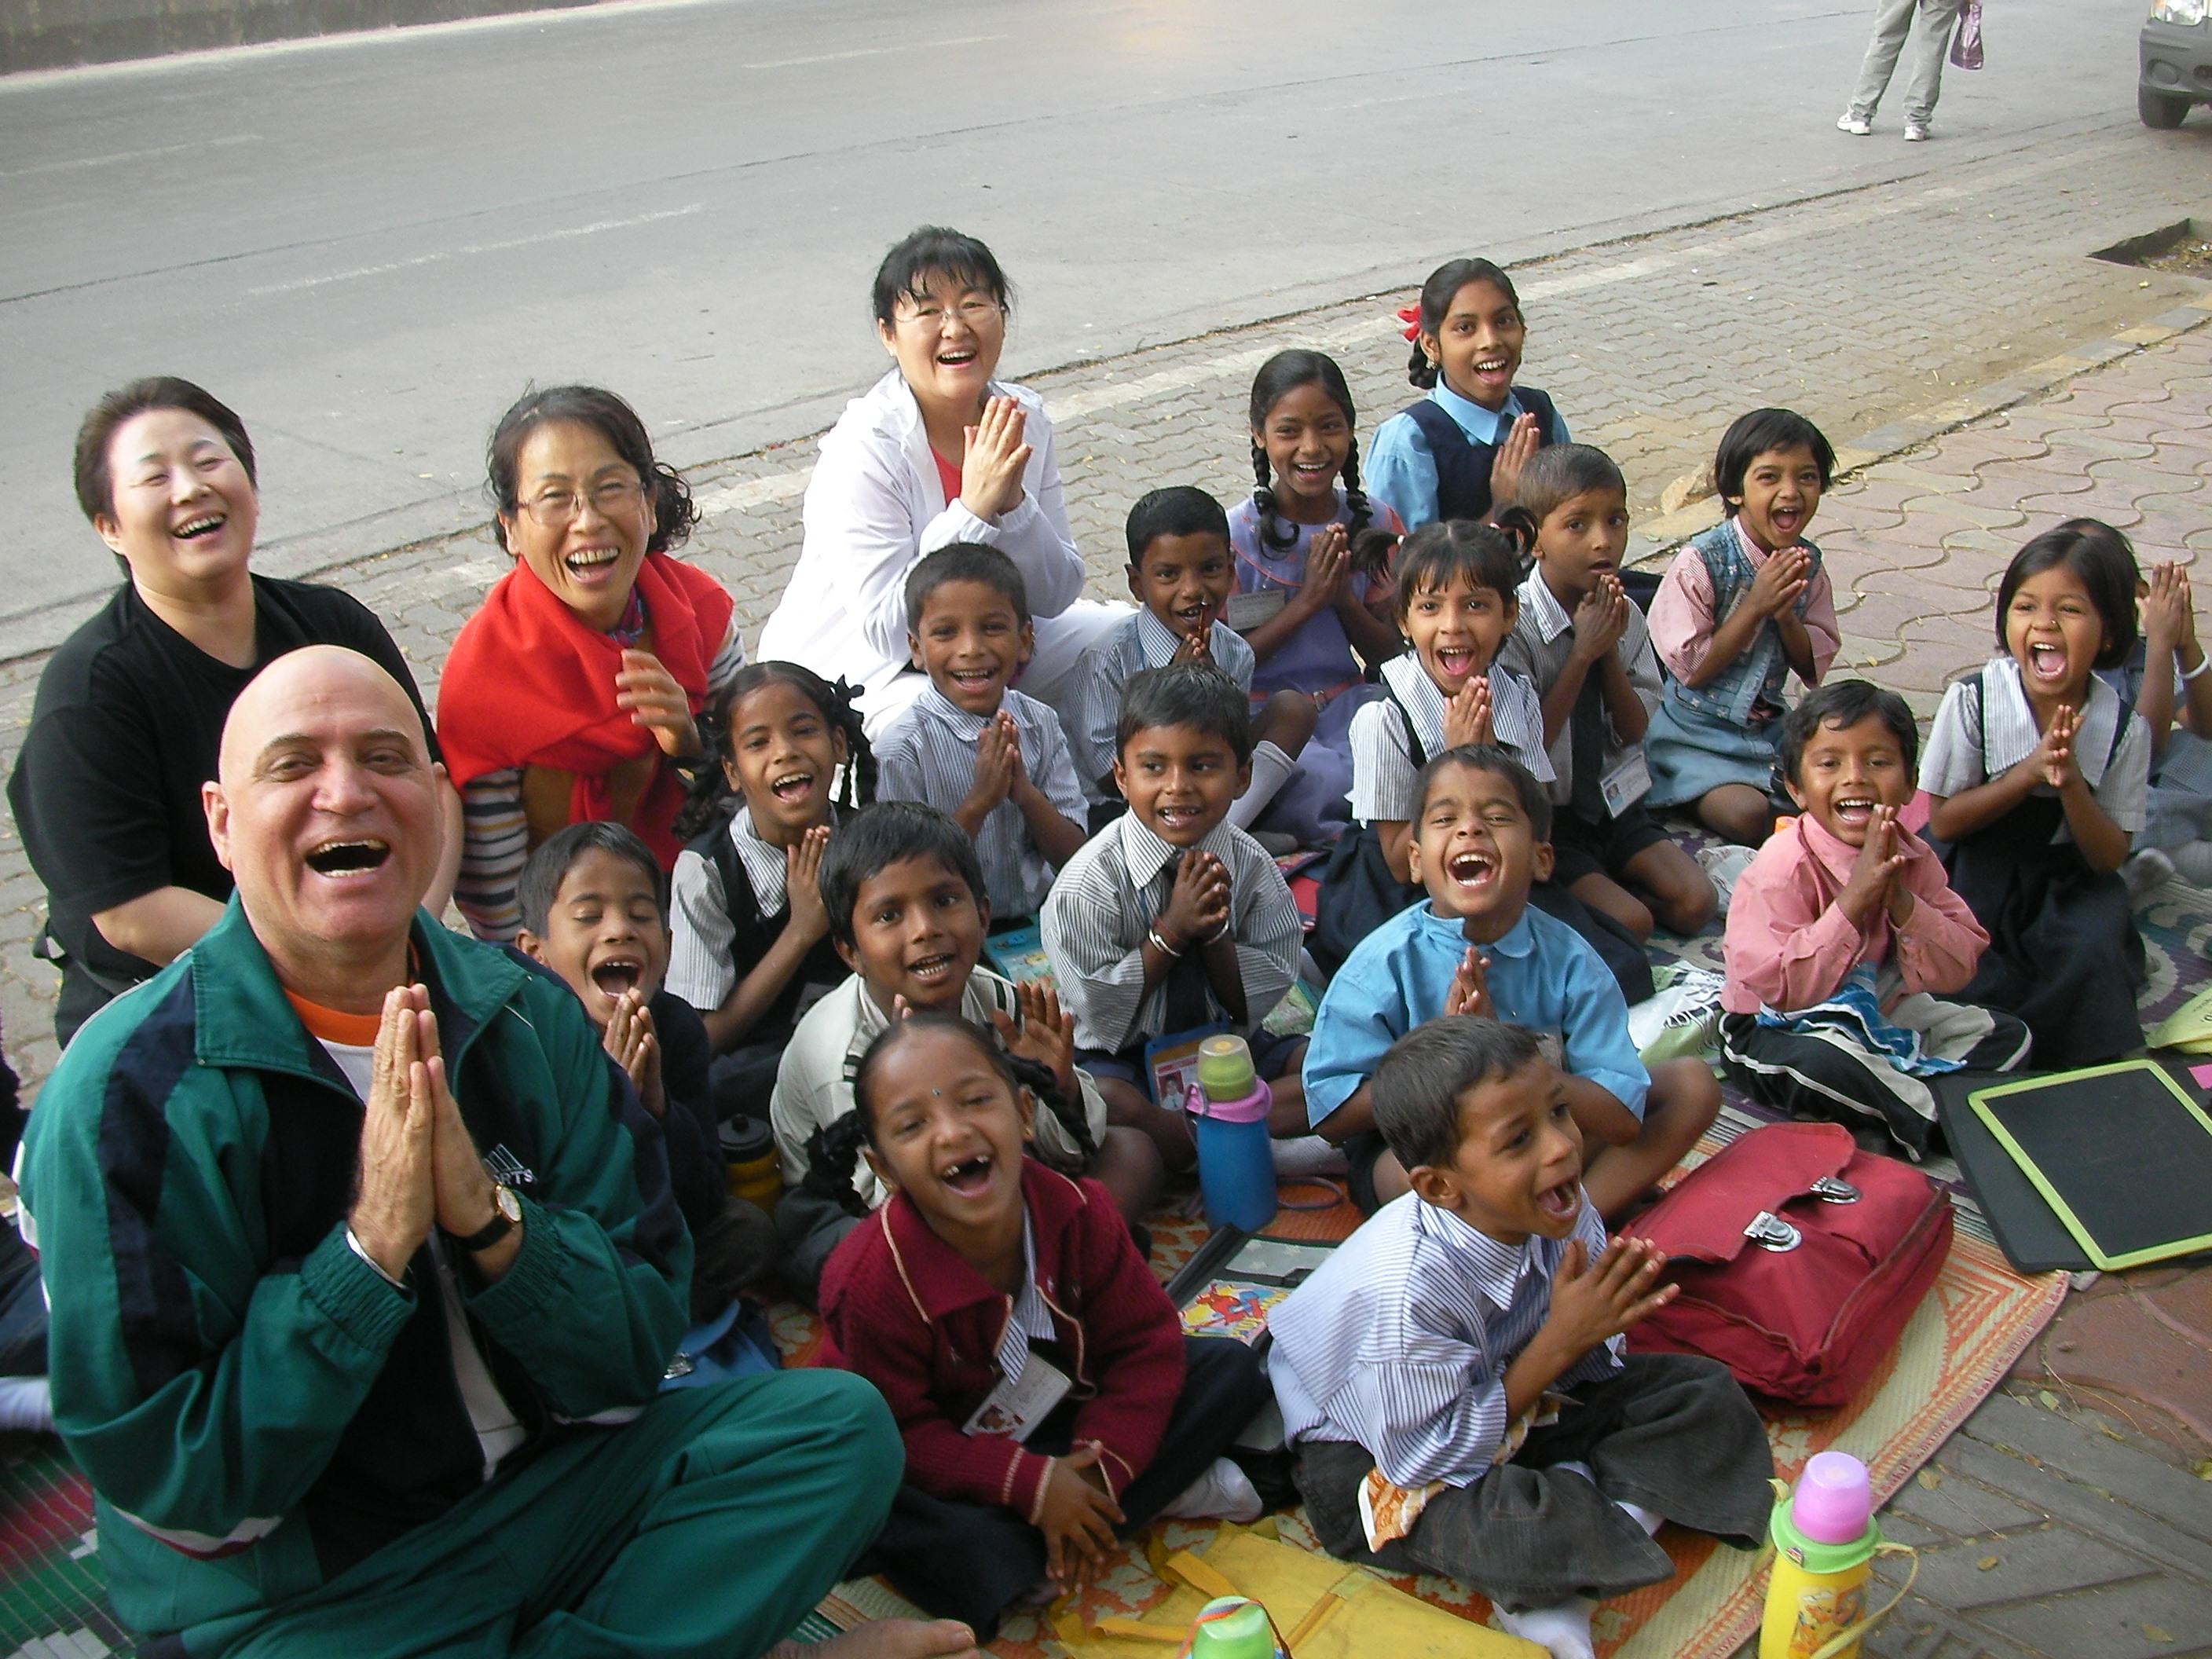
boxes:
[1760,1452,1879,1659]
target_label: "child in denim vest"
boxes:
[1644,410,1842,846]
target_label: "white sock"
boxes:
[1495,1596,1597,1659]
[1162,1456,1262,1522]
[0,1375,52,1433]
[2173,839,2212,886]
[1619,1499,1664,1536]
[1228,741,1297,831]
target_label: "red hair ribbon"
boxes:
[1397,303,1423,342]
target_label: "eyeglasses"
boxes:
[518,476,648,527]
[892,298,1004,331]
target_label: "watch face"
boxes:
[494,1185,522,1225]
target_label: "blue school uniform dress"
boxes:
[1364,383,1567,533]
[1303,899,1650,1130]
[1920,657,2150,1068]
[1643,520,1834,810]
[1225,489,1404,840]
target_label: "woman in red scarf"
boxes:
[441,386,741,940]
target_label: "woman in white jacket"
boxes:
[760,226,1122,734]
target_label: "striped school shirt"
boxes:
[875,683,1088,919]
[1059,608,1257,804]
[1269,1190,1621,1489]
[1497,569,1664,807]
[665,802,813,1011]
[1347,651,1555,825]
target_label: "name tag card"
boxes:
[1225,589,1287,632]
[962,1354,1072,1442]
[1599,751,1652,815]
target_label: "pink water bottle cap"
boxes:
[1790,1451,1873,1544]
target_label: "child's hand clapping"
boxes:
[1171,618,1217,665]
[1038,1442,1124,1588]
[2146,562,2201,661]
[1489,411,1543,512]
[1442,676,1494,749]
[1837,804,1910,926]
[2028,704,2079,789]
[615,650,702,759]
[1159,850,1232,951]
[994,981,1079,1101]
[1748,547,1811,620]
[1569,573,1631,664]
[604,988,664,1119]
[959,396,1031,521]
[1298,523,1352,617]
[961,712,1022,822]
[1541,1233,1674,1355]
[1445,947,1494,1019]
[782,825,832,945]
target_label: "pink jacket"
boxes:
[1721,813,1988,1016]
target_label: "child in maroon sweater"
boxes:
[817,1014,1270,1639]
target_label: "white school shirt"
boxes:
[318,1038,527,1478]
[757,372,1086,715]
[666,802,810,1012]
[1348,652,1555,824]
[1918,657,2150,841]
[1059,608,1258,804]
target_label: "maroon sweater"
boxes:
[817,1161,1185,1523]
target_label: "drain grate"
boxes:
[2091,218,2212,280]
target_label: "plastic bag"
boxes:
[1950,0,1983,71]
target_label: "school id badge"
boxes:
[1599,750,1652,815]
[961,1355,1072,1442]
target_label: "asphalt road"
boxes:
[0,0,2160,653]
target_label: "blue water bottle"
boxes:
[1188,1035,1277,1232]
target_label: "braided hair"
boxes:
[672,661,875,842]
[1404,258,1520,390]
[1247,350,1378,558]
[797,1011,1098,1219]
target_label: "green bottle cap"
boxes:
[1768,1496,1881,1573]
[1187,1596,1276,1658]
[1196,1034,1257,1101]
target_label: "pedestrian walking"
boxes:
[1837,0,1967,141]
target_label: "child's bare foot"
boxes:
[766,1618,982,1659]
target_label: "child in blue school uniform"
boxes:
[1226,350,1406,837]
[1364,258,1570,533]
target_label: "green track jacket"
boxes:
[20,899,691,1637]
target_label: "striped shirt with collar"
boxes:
[875,683,1088,918]
[1918,657,2150,840]
[1499,569,1663,807]
[994,1213,1060,1387]
[1059,609,1258,804]
[1040,810,1302,1055]
[1348,651,1555,824]
[1268,1190,1622,1489]
[666,802,809,1011]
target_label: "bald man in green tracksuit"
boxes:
[21,646,981,1659]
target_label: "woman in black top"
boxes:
[9,378,459,1042]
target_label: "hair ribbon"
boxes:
[1397,304,1423,343]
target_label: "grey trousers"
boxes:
[1847,0,1965,123]
[1295,1353,1772,1613]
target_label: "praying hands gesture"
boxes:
[960,396,1031,522]
[783,826,832,947]
[604,987,664,1119]
[1291,523,1352,618]
[2027,704,2079,789]
[1488,411,1543,515]
[1444,946,1495,1019]
[1157,849,1232,952]
[1834,804,1914,929]
[349,986,520,1284]
[615,649,703,760]
[2144,561,2201,666]
[1569,573,1631,665]
[956,712,1023,832]
[1170,617,1218,664]
[1442,676,1495,750]
[1747,546,1811,620]
[993,980,1079,1102]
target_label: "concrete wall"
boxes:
[2,0,599,75]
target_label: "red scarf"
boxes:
[437,551,735,868]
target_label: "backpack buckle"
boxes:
[1745,1211,1803,1252]
[1810,1176,1862,1204]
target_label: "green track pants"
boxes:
[183,1369,899,1659]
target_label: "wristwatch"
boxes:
[450,1184,522,1253]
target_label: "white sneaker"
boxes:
[2124,847,2176,903]
[1162,1456,1263,1522]
[1903,119,1930,141]
[1837,112,1872,135]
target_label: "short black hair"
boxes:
[1415,743,1553,844]
[1372,1016,1547,1173]
[1994,518,2139,672]
[485,384,696,556]
[1781,679,1920,784]
[75,376,257,527]
[870,225,1011,327]
[1712,408,1836,516]
[904,542,1030,632]
[517,821,667,938]
[1125,486,1230,566]
[818,800,986,951]
[1392,520,1525,624]
[1115,663,1253,767]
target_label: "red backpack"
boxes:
[1624,1122,1953,1408]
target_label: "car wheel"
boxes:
[2140,86,2194,128]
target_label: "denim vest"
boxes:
[1664,521,1824,724]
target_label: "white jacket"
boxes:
[759,369,1086,702]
